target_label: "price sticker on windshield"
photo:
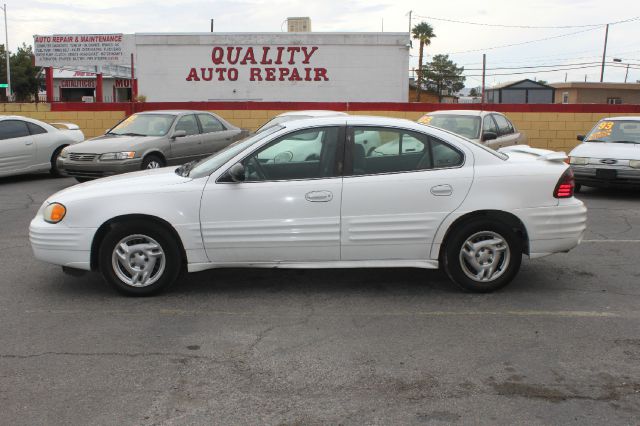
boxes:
[417,115,433,125]
[586,121,614,141]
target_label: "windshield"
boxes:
[584,120,640,143]
[108,114,176,137]
[188,125,283,178]
[418,114,481,140]
[255,115,311,133]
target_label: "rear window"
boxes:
[418,114,481,140]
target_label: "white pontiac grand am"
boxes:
[29,116,587,296]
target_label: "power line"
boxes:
[412,14,640,29]
[438,26,604,55]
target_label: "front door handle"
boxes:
[25,140,33,146]
[431,184,453,196]
[305,190,333,202]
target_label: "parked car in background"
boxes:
[30,115,585,296]
[569,117,640,190]
[417,110,527,149]
[57,110,247,182]
[0,115,84,178]
[256,110,348,133]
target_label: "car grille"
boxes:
[69,153,98,162]
[65,169,105,178]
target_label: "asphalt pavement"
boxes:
[1,173,639,425]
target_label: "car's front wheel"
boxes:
[49,146,67,177]
[141,154,165,170]
[443,219,522,293]
[98,220,182,296]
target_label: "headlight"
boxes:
[569,157,589,165]
[59,147,69,158]
[99,151,135,161]
[630,160,640,169]
[43,202,66,224]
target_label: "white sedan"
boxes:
[29,116,586,296]
[0,115,84,178]
[569,117,640,190]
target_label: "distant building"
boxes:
[287,17,312,32]
[550,82,640,104]
[485,79,555,104]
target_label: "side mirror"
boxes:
[172,130,187,140]
[228,163,245,182]
[576,135,585,141]
[482,131,498,142]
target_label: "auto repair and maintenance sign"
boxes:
[34,34,126,66]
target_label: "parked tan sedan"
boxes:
[417,110,527,149]
[58,110,247,182]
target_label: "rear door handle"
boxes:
[431,184,452,196]
[305,190,333,202]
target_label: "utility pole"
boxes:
[625,64,629,83]
[408,10,412,34]
[3,4,10,100]
[481,54,486,103]
[600,23,609,82]
[210,19,214,32]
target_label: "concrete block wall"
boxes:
[4,102,639,151]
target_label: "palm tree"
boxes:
[411,22,436,102]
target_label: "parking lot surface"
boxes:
[1,174,639,425]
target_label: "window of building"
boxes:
[562,92,569,104]
[607,97,623,105]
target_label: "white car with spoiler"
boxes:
[29,116,586,296]
[0,115,84,178]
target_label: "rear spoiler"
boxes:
[499,145,568,163]
[49,122,81,131]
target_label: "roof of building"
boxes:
[549,82,640,90]
[487,79,554,90]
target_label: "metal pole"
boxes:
[210,19,214,32]
[600,24,609,82]
[3,4,10,100]
[625,64,629,83]
[481,54,486,103]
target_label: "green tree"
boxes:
[411,21,436,102]
[424,54,466,102]
[9,44,40,102]
[469,87,479,97]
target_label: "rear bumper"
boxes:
[571,165,640,187]
[29,216,96,271]
[515,198,587,259]
[58,157,142,179]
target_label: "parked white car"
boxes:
[0,115,84,178]
[418,110,527,149]
[30,116,586,296]
[255,110,348,133]
[569,117,640,190]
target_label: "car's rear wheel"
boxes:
[142,154,165,170]
[49,146,67,177]
[443,219,522,293]
[98,220,182,296]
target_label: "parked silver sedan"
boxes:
[418,110,527,149]
[0,115,84,179]
[58,110,247,182]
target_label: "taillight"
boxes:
[554,168,575,198]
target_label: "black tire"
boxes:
[49,146,67,177]
[141,154,165,170]
[442,219,522,293]
[98,220,182,296]
[75,177,93,183]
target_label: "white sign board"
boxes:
[34,34,126,66]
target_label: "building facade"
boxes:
[551,82,640,104]
[485,79,555,104]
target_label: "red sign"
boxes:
[115,79,133,88]
[60,79,96,88]
[185,46,329,82]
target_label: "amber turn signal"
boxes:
[43,203,66,223]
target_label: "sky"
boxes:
[6,0,640,87]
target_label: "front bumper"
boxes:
[57,157,142,179]
[29,216,97,271]
[571,165,640,188]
